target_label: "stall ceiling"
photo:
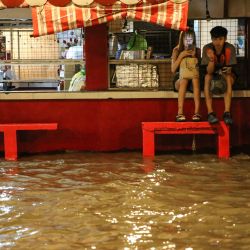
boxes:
[188,0,224,19]
[227,0,250,17]
[188,0,250,19]
[0,8,31,19]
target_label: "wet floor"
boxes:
[0,152,250,249]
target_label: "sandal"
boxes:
[192,113,201,122]
[176,114,186,122]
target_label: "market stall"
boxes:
[0,0,188,91]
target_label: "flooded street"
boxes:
[0,152,250,249]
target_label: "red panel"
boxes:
[0,98,249,156]
[48,0,71,7]
[1,0,24,7]
[85,24,109,90]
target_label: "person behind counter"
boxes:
[171,30,201,122]
[201,26,237,125]
[0,65,17,90]
[68,66,86,91]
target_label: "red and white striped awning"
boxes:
[0,0,187,8]
[0,0,189,37]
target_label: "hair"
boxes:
[210,26,228,38]
[178,29,196,54]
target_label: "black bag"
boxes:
[210,73,227,95]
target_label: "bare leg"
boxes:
[204,73,213,114]
[192,77,200,114]
[175,79,180,91]
[177,79,188,115]
[224,73,234,112]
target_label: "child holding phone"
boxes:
[201,26,237,125]
[171,30,201,122]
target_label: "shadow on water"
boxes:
[0,151,250,249]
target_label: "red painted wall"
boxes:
[0,98,250,155]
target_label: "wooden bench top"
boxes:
[0,123,58,131]
[142,121,226,134]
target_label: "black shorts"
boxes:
[199,65,238,90]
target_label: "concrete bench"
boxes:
[142,121,230,159]
[0,123,58,161]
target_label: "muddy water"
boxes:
[0,152,250,250]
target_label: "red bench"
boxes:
[142,121,230,159]
[0,123,58,161]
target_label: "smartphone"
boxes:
[187,44,194,50]
[221,67,230,73]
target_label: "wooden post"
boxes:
[217,122,230,159]
[142,127,155,157]
[4,128,18,161]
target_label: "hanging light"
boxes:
[206,0,211,21]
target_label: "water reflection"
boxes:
[0,152,250,249]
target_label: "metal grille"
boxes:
[0,25,84,90]
[108,21,178,90]
[194,19,245,57]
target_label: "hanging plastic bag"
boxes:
[69,68,86,91]
[127,31,147,51]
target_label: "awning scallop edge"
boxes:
[0,0,188,8]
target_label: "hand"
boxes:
[221,67,231,74]
[179,50,193,59]
[206,48,215,62]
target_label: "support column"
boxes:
[85,24,109,90]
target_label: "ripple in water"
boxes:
[0,152,250,249]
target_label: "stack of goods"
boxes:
[116,64,158,88]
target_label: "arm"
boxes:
[171,47,180,73]
[205,48,216,74]
[201,45,216,74]
[222,44,237,74]
[171,47,193,73]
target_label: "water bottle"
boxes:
[0,70,3,90]
[80,66,86,90]
[81,67,86,82]
[57,80,64,91]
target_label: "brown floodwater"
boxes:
[0,152,250,250]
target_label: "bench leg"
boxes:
[217,122,230,159]
[143,129,155,157]
[4,129,18,161]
